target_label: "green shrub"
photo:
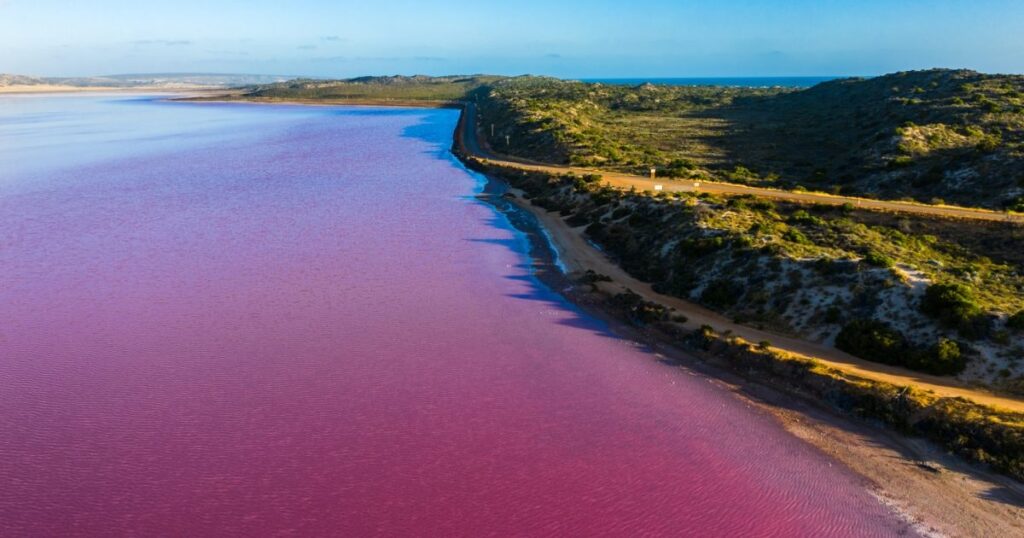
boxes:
[782,228,810,244]
[835,320,908,363]
[863,250,894,268]
[701,279,742,308]
[835,321,966,374]
[749,199,776,212]
[1005,196,1024,213]
[921,283,984,332]
[788,210,824,226]
[907,338,967,375]
[890,155,914,168]
[677,236,726,257]
[610,290,670,325]
[1008,311,1024,331]
[664,158,696,177]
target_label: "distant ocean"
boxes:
[582,76,844,88]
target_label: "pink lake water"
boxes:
[0,94,913,536]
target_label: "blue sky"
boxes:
[2,0,1022,78]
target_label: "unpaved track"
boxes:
[454,102,1024,412]
[460,102,1024,224]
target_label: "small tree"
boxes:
[921,283,982,329]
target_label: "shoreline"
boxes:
[179,95,461,109]
[145,93,1024,533]
[474,171,1024,537]
[0,86,234,95]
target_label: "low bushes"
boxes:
[863,250,895,268]
[836,320,966,375]
[610,290,672,326]
[700,279,742,309]
[1008,310,1024,331]
[695,327,1024,481]
[921,283,989,339]
[836,320,908,360]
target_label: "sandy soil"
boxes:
[506,190,1024,536]
[0,84,124,93]
[512,188,1024,412]
[194,95,1023,412]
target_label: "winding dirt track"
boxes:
[454,102,1024,412]
[459,102,1024,224]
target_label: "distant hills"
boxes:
[243,75,505,102]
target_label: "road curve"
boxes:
[457,102,1024,224]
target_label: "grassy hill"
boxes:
[478,70,1024,209]
[243,75,505,103]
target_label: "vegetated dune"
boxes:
[477,69,1024,210]
[475,164,1024,394]
[242,75,504,102]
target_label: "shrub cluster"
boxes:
[1008,310,1024,331]
[835,320,966,375]
[920,283,989,339]
[695,328,1024,481]
[610,290,672,326]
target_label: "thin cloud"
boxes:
[298,45,317,51]
[311,56,349,63]
[311,55,446,63]
[204,49,250,57]
[131,39,193,46]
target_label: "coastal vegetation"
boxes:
[476,69,1024,209]
[471,160,1024,481]
[238,69,1024,209]
[688,326,1024,481]
[467,162,1024,389]
[232,71,1024,481]
[241,75,502,103]
[236,71,1024,389]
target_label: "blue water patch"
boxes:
[582,76,847,88]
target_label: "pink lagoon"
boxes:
[0,94,914,536]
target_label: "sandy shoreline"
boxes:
[182,93,1024,533]
[14,91,1019,534]
[493,185,1024,536]
[0,86,238,96]
[180,95,460,109]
